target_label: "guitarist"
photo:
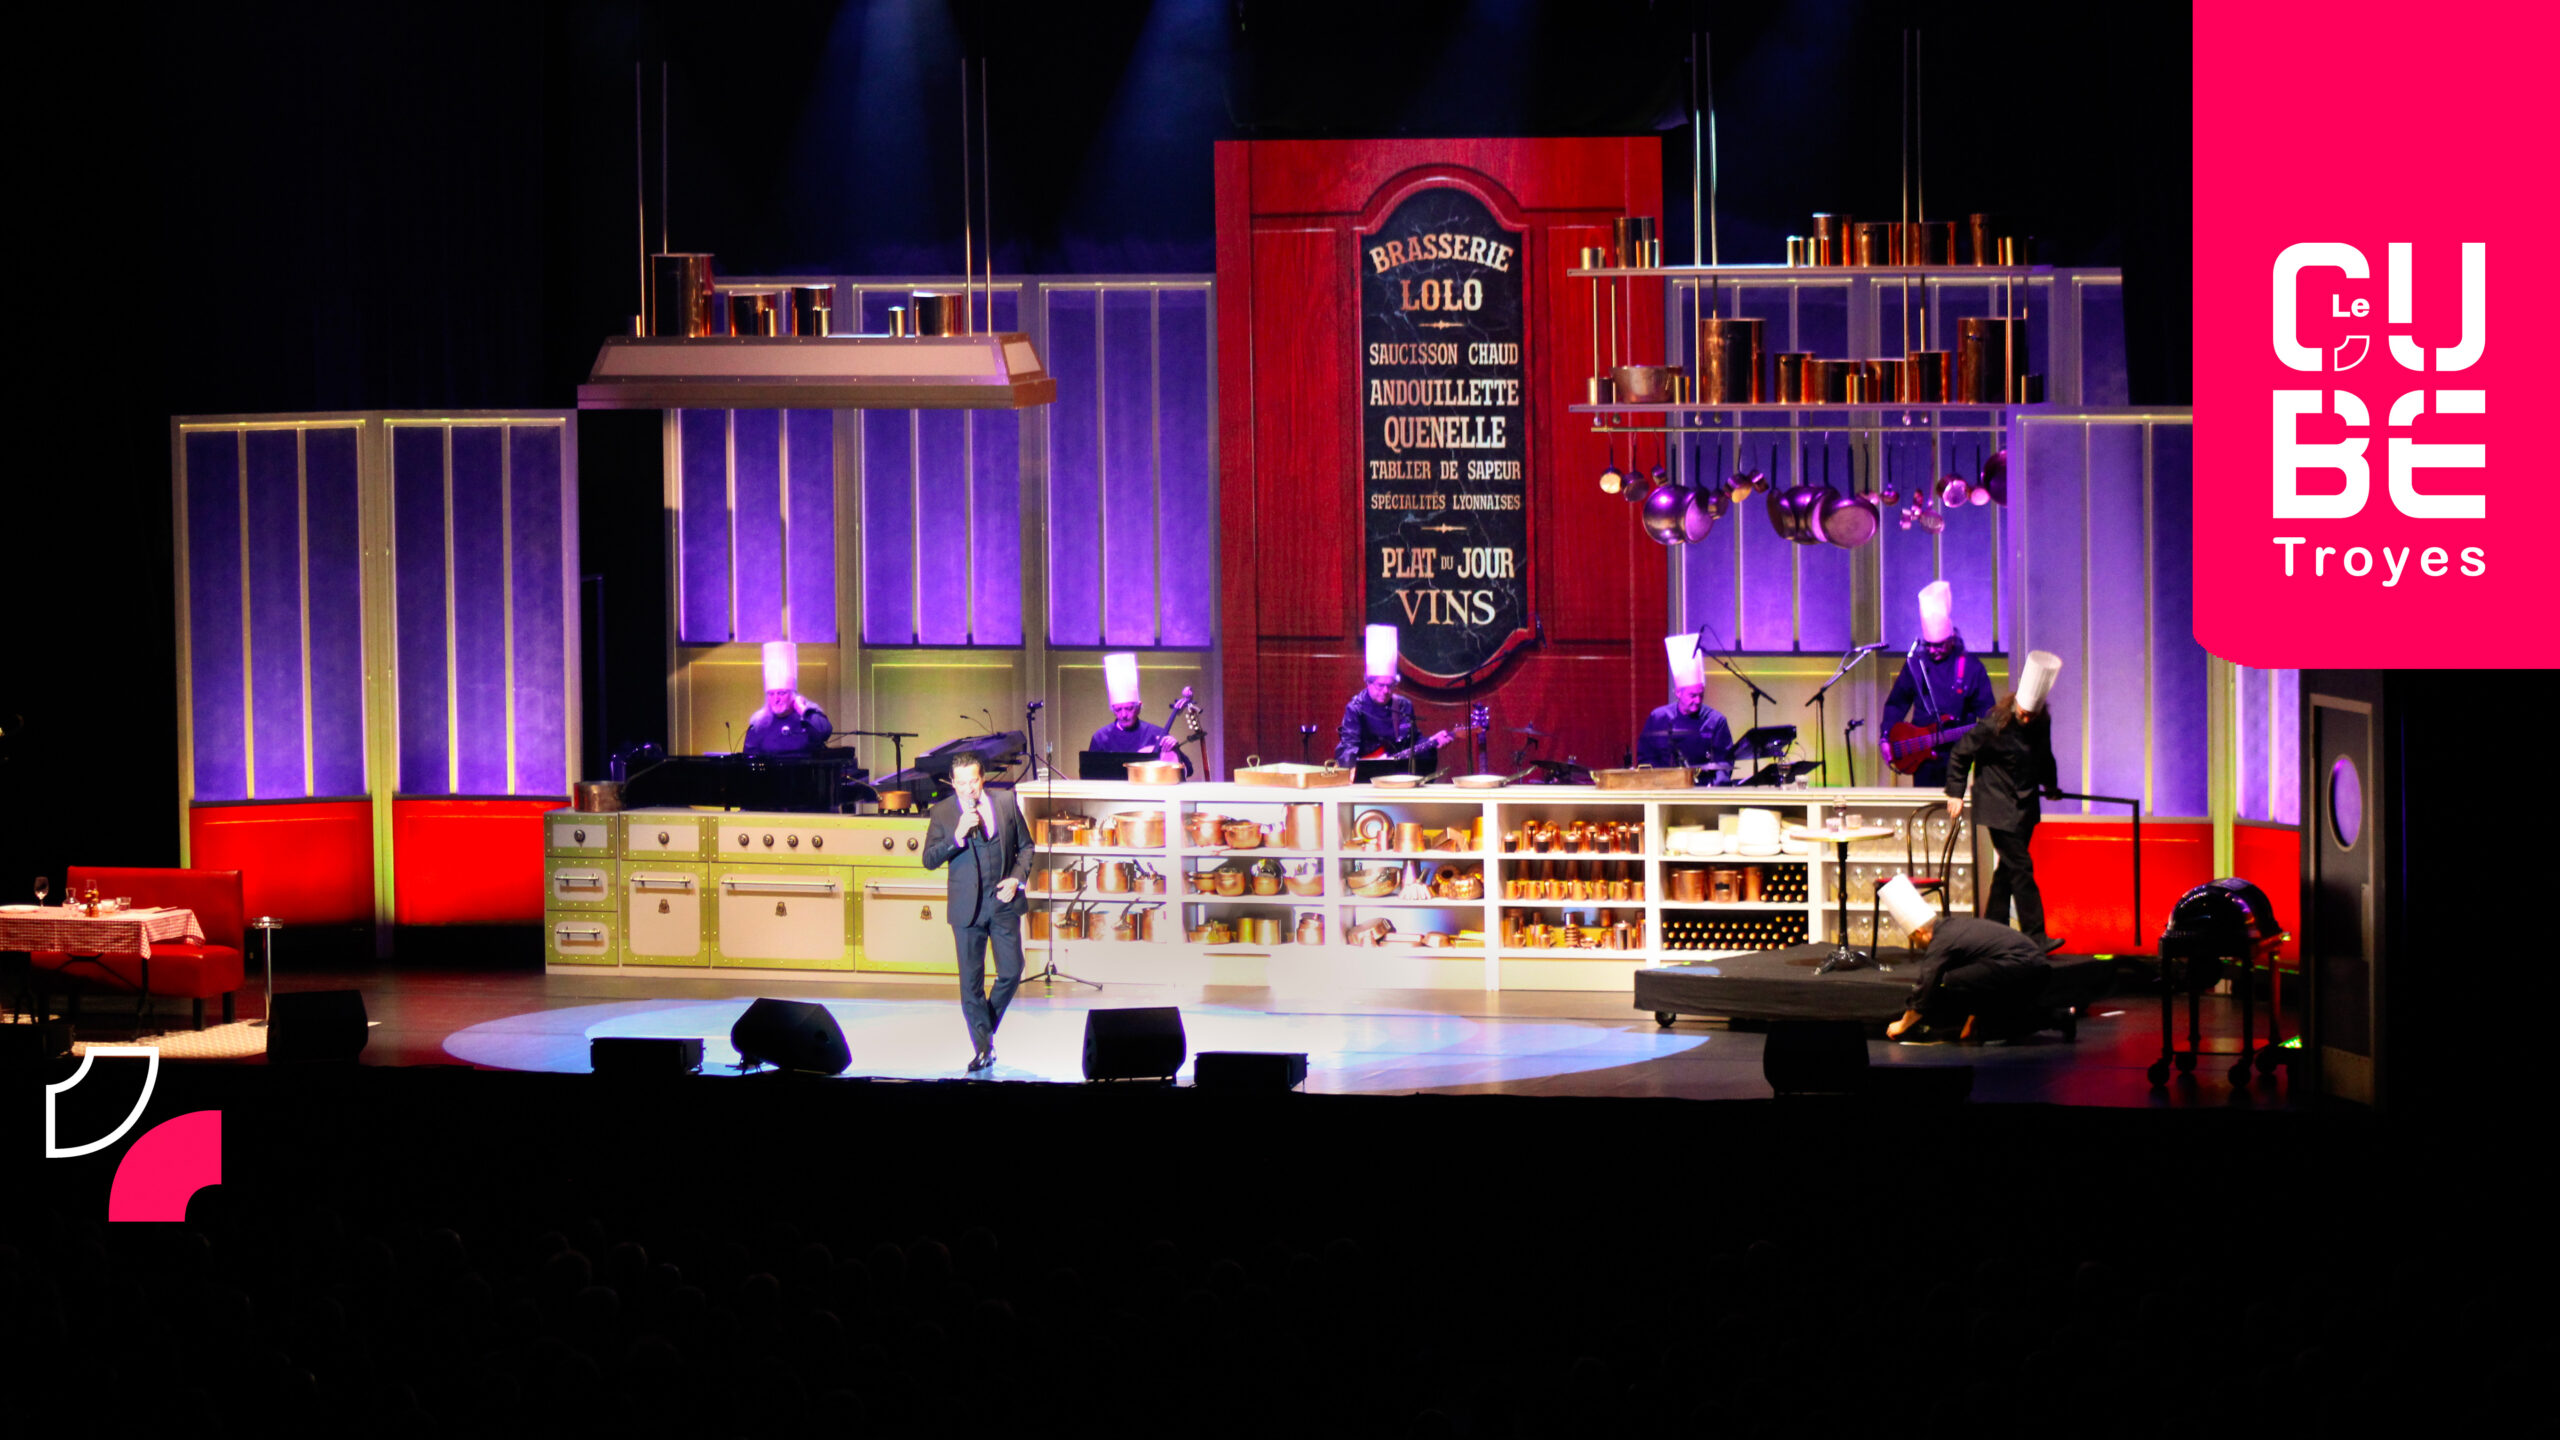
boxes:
[1089,652,1193,779]
[1881,580,1995,787]
[1335,624,1453,771]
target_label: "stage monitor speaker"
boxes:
[731,999,849,1075]
[591,1036,705,1077]
[269,990,371,1064]
[1762,1020,1868,1095]
[1082,1006,1187,1082]
[1193,1050,1307,1092]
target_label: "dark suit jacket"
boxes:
[1907,915,2051,1005]
[922,788,1035,928]
[1943,710,2059,832]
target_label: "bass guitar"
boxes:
[1884,718,1976,774]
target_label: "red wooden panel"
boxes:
[2231,823,2303,968]
[1244,138,1655,218]
[392,797,553,925]
[1216,140,1261,758]
[2026,819,2217,956]
[189,800,375,927]
[1250,225,1356,639]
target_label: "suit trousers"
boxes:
[1981,825,2047,941]
[953,903,1025,1054]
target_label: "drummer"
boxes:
[1087,652,1191,778]
[742,641,832,755]
[1636,632,1735,774]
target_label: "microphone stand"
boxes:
[1695,633,1774,757]
[1024,737,1100,992]
[1804,642,1887,786]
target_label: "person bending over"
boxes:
[1879,875,2052,1042]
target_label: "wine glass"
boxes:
[32,875,47,906]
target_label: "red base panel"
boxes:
[392,798,558,926]
[2025,820,2214,956]
[188,800,375,926]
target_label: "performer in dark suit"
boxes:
[1087,652,1191,778]
[1334,624,1450,769]
[1878,876,2053,1040]
[1880,581,1994,787]
[742,641,832,755]
[1636,631,1735,772]
[921,753,1035,1071]
[1943,649,2066,953]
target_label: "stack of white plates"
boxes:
[1695,832,1729,856]
[1665,825,1708,855]
[1735,807,1782,856]
[1779,837,1813,856]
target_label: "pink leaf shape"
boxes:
[107,1110,222,1223]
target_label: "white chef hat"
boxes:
[761,640,799,693]
[1664,632,1706,689]
[1103,652,1142,707]
[1364,624,1399,680]
[2016,649,2063,712]
[1879,875,1938,936]
[1918,580,1955,643]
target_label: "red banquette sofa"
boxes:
[29,867,247,1030]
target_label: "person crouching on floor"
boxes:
[1879,875,2051,1042]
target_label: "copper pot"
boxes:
[1741,866,1765,902]
[1251,871,1282,896]
[1809,213,1849,266]
[1140,870,1166,895]
[1903,350,1951,403]
[571,781,624,813]
[1190,812,1224,848]
[1800,358,1850,404]
[791,284,833,337]
[876,789,912,814]
[1958,317,2032,403]
[1114,811,1164,848]
[1774,353,1813,404]
[1707,866,1742,903]
[1125,759,1183,785]
[650,252,718,337]
[1222,820,1262,849]
[1396,821,1425,853]
[1298,913,1328,946]
[1098,862,1132,895]
[1914,222,1955,267]
[1695,317,1765,403]
[1213,868,1246,897]
[1668,868,1708,903]
[1029,911,1051,940]
[1861,359,1905,405]
[1850,221,1901,267]
[1286,803,1324,851]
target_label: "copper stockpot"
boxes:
[1252,870,1283,897]
[1774,353,1813,404]
[1223,819,1262,849]
[1189,812,1223,848]
[1785,236,1809,267]
[1914,222,1955,266]
[1114,811,1164,848]
[1396,821,1425,853]
[728,291,781,336]
[1800,358,1850,404]
[1707,867,1742,903]
[1286,803,1324,851]
[1696,317,1766,403]
[1851,221,1900,267]
[1298,913,1328,946]
[1213,867,1247,897]
[1668,868,1708,903]
[1029,911,1051,940]
[1124,759,1183,785]
[1967,213,2001,267]
[791,284,833,337]
[1809,213,1849,266]
[1140,869,1166,895]
[912,290,962,337]
[1904,350,1951,403]
[1958,317,2032,403]
[1860,359,1905,405]
[1741,866,1766,902]
[1098,862,1132,895]
[650,253,718,337]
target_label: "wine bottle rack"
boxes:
[1660,914,1808,952]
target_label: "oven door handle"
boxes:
[719,877,842,894]
[628,874,698,891]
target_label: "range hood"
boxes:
[576,333,1055,411]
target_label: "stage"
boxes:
[162,961,2290,1107]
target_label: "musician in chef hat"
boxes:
[1636,631,1735,776]
[1943,649,2066,953]
[1880,580,1995,788]
[1878,875,2054,1041]
[1333,624,1451,771]
[742,640,833,755]
[1087,652,1192,778]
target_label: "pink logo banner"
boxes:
[2194,3,2558,668]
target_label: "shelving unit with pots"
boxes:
[1003,781,1981,992]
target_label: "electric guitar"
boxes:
[1166,688,1206,757]
[1360,721,1457,763]
[1884,718,1977,774]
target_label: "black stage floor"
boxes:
[1636,944,2120,1027]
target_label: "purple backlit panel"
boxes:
[2082,283,2129,405]
[2147,424,2207,817]
[1736,440,1795,650]
[1795,285,1849,363]
[1794,433,1852,653]
[1102,290,1157,644]
[1878,435,1940,653]
[1940,417,2003,650]
[785,411,836,643]
[914,410,971,645]
[678,410,731,643]
[448,427,509,795]
[2238,666,2271,822]
[1045,289,1101,644]
[303,426,366,797]
[2269,670,2300,825]
[1155,289,1213,648]
[860,410,915,643]
[730,409,785,643]
[391,426,450,795]
[184,431,247,802]
[2019,421,2086,795]
[2086,425,2148,808]
[1678,431,1739,655]
[244,429,307,797]
[970,408,1024,645]
[508,425,567,796]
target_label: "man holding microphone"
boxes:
[922,754,1035,1072]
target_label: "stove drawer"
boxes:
[856,877,960,974]
[544,859,618,911]
[622,815,702,856]
[546,813,618,856]
[544,913,619,967]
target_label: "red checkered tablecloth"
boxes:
[0,906,205,957]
